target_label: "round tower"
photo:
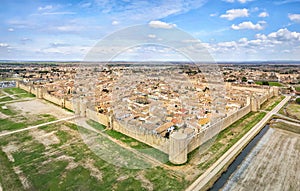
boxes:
[169,132,188,165]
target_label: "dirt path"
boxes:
[0,97,34,104]
[0,116,77,137]
[276,119,300,127]
[0,92,28,99]
[274,114,300,124]
[226,128,300,191]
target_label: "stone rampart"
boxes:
[17,82,276,164]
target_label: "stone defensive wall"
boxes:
[18,82,73,111]
[186,103,252,154]
[16,81,279,164]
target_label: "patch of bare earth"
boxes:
[29,129,60,147]
[2,142,19,162]
[0,112,8,119]
[229,128,300,191]
[0,182,2,191]
[82,158,103,181]
[13,166,31,189]
[55,156,102,183]
[136,172,154,191]
[8,99,73,119]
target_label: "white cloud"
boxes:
[231,21,265,30]
[0,43,9,47]
[220,8,249,20]
[255,33,267,40]
[112,21,119,25]
[149,20,177,29]
[258,12,269,17]
[238,37,248,44]
[38,5,53,11]
[204,28,300,61]
[288,13,300,22]
[53,25,85,32]
[218,41,237,47]
[268,28,300,41]
[8,28,14,32]
[148,34,156,38]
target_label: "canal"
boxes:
[208,124,271,191]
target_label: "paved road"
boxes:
[0,116,77,137]
[186,95,291,191]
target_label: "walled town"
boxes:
[1,63,299,161]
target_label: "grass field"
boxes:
[255,81,283,86]
[0,88,54,132]
[280,102,300,120]
[0,104,57,132]
[86,120,169,163]
[0,87,35,102]
[0,92,187,191]
[0,120,187,191]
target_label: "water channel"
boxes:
[208,124,272,191]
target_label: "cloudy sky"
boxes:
[1,0,300,61]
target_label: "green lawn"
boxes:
[86,119,169,163]
[255,81,283,87]
[282,103,300,120]
[0,105,57,132]
[262,95,285,111]
[295,86,300,92]
[1,87,35,98]
[0,149,24,191]
[0,96,13,102]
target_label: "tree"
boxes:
[242,76,247,82]
[262,81,269,86]
[296,98,300,104]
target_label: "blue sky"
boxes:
[0,0,300,61]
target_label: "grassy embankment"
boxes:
[261,95,285,111]
[86,120,169,163]
[255,81,283,86]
